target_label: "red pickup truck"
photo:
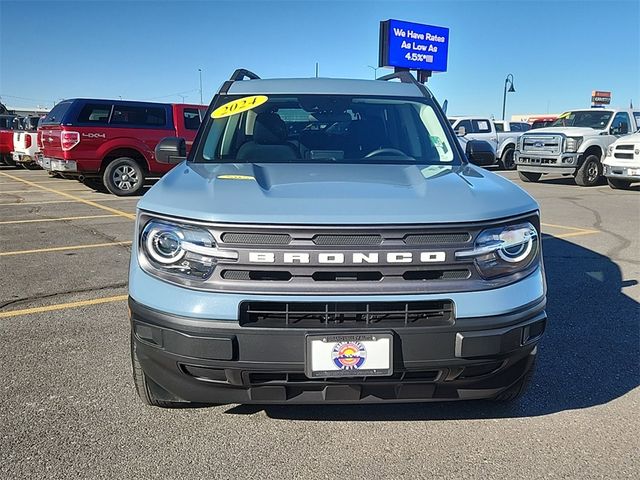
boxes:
[39,99,206,195]
[0,114,19,166]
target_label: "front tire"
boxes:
[131,334,190,408]
[103,157,145,196]
[518,171,542,182]
[574,154,602,186]
[499,147,516,170]
[607,178,631,190]
[492,359,536,403]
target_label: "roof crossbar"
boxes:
[376,71,419,84]
[229,69,261,81]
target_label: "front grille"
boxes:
[139,211,539,294]
[221,232,291,245]
[403,233,470,245]
[239,300,454,328]
[246,370,440,385]
[522,134,563,155]
[617,144,634,150]
[313,234,382,246]
[614,153,634,160]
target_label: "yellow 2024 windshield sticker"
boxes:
[211,95,268,119]
[557,111,571,119]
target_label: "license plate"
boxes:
[305,333,393,378]
[628,168,640,176]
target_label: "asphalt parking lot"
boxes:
[0,166,638,479]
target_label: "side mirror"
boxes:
[466,140,495,167]
[456,126,467,137]
[155,137,187,164]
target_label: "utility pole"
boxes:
[315,62,319,78]
[198,68,203,104]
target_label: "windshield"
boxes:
[197,95,459,165]
[551,110,612,129]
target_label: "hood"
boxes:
[526,126,602,137]
[612,132,640,145]
[137,162,538,225]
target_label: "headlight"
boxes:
[456,222,540,279]
[139,219,237,282]
[565,137,583,153]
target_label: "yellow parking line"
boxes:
[0,197,137,206]
[0,241,132,256]
[0,295,128,319]
[0,181,70,185]
[0,172,135,220]
[0,214,120,225]
[0,188,91,194]
[541,222,598,232]
[553,230,600,239]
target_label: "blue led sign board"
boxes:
[379,19,449,72]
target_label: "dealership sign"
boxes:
[591,90,611,105]
[379,19,449,72]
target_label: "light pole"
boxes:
[198,68,203,104]
[367,65,380,79]
[501,73,516,120]
[179,94,186,103]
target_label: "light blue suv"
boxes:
[129,69,546,406]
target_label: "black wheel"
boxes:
[607,178,631,190]
[103,157,145,196]
[3,155,17,167]
[499,147,516,170]
[492,359,536,403]
[574,154,602,186]
[518,171,542,183]
[131,334,190,408]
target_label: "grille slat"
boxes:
[221,232,291,245]
[240,301,454,328]
[313,234,383,246]
[404,233,471,245]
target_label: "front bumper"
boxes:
[604,164,640,182]
[515,151,578,174]
[130,296,546,404]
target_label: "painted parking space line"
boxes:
[0,172,135,220]
[0,197,138,206]
[0,180,72,186]
[0,188,92,194]
[0,294,128,319]
[0,241,132,256]
[541,222,600,239]
[0,214,121,225]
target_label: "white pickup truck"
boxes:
[515,107,640,186]
[449,116,525,169]
[11,116,41,169]
[603,132,640,189]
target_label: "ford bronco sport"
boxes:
[129,69,547,406]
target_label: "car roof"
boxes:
[226,77,426,97]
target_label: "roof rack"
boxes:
[229,69,261,81]
[219,69,261,95]
[377,71,433,99]
[376,71,419,84]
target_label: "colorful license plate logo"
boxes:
[331,342,367,370]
